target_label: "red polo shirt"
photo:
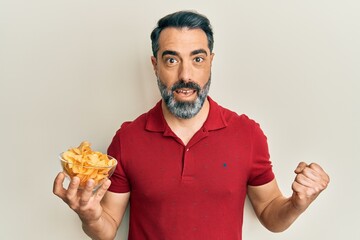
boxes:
[107,97,274,240]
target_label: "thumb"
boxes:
[294,162,308,174]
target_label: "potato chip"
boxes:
[60,141,117,189]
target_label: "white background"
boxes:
[1,0,359,239]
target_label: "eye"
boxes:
[194,57,204,63]
[166,57,178,64]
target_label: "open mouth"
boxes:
[174,88,197,97]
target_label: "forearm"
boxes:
[259,196,305,232]
[249,164,329,233]
[82,211,118,240]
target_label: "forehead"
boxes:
[158,27,209,55]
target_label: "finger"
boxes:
[66,177,81,200]
[294,171,327,195]
[294,173,316,188]
[299,167,322,182]
[53,172,66,198]
[292,180,305,194]
[79,179,95,206]
[94,179,111,202]
[294,162,308,174]
[309,163,330,182]
[292,181,316,197]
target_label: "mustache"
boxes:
[171,80,201,92]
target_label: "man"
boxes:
[53,11,330,240]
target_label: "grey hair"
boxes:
[150,10,214,57]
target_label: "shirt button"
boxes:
[186,148,190,152]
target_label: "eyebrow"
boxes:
[191,49,208,56]
[161,49,208,58]
[162,50,178,58]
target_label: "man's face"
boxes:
[151,27,214,119]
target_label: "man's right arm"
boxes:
[53,172,130,240]
[82,191,130,240]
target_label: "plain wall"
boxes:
[1,0,359,239]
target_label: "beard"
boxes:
[157,76,211,119]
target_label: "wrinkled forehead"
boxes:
[157,27,210,56]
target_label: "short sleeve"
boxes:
[107,126,131,193]
[247,121,275,186]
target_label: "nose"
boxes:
[178,61,193,82]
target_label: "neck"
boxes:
[162,98,210,145]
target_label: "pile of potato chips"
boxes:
[60,141,117,188]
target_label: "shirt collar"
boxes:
[204,96,228,131]
[145,96,228,132]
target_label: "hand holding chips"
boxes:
[59,141,117,189]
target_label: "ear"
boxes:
[151,56,158,76]
[210,52,215,66]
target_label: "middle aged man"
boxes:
[53,10,330,240]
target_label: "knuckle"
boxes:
[292,183,299,193]
[68,202,77,210]
[325,174,330,183]
[65,193,75,204]
[70,181,78,188]
[306,189,314,196]
[321,181,328,189]
[303,167,313,175]
[79,198,90,206]
[299,161,307,166]
[96,191,105,199]
[53,189,59,196]
[301,168,309,176]
[295,174,304,182]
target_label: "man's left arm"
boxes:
[247,162,330,232]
